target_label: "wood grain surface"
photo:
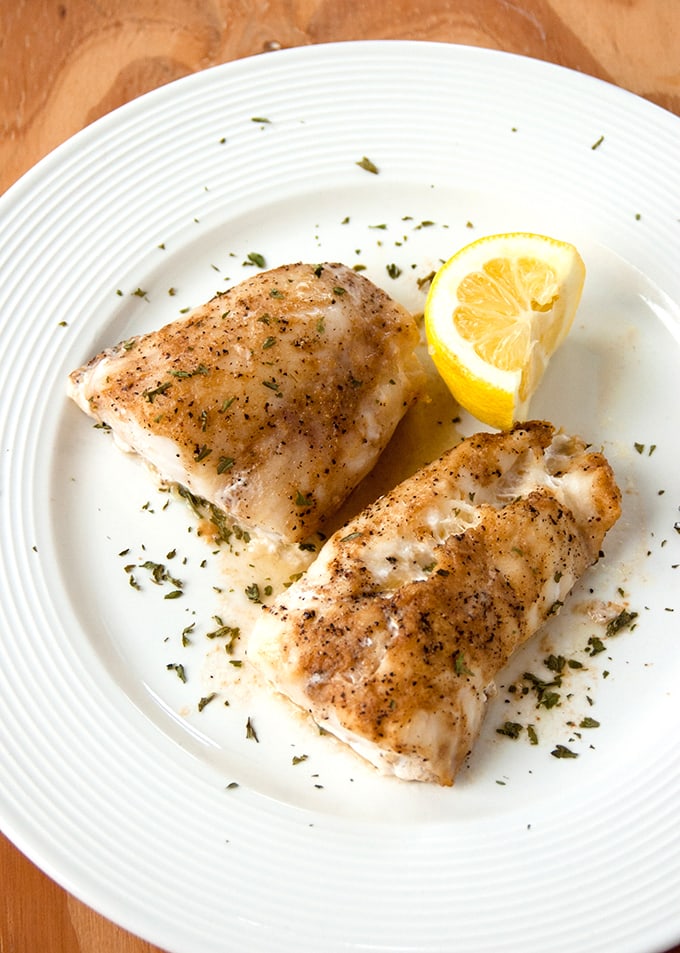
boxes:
[1,1,679,951]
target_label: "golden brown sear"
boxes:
[68,262,423,541]
[248,422,622,785]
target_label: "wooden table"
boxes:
[1,2,679,951]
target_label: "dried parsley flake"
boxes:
[356,155,379,174]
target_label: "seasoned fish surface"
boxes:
[68,263,423,541]
[248,422,622,785]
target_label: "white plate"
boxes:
[1,41,680,953]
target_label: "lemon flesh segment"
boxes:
[424,233,586,430]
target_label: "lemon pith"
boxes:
[424,233,585,430]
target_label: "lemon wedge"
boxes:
[424,232,585,430]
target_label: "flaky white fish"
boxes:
[248,421,622,785]
[68,262,423,541]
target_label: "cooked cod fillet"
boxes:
[248,421,622,785]
[67,262,423,541]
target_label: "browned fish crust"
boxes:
[68,263,423,541]
[249,421,622,784]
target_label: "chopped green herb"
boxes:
[246,717,259,741]
[166,662,186,683]
[551,744,579,759]
[217,455,235,474]
[417,270,436,290]
[454,652,473,676]
[245,583,261,603]
[496,721,523,739]
[206,623,240,652]
[522,671,559,704]
[606,609,638,637]
[169,364,210,379]
[356,155,379,174]
[139,560,182,587]
[579,717,600,728]
[247,252,266,267]
[386,263,402,279]
[587,635,607,656]
[142,381,172,402]
[545,654,566,673]
[538,691,561,710]
[176,484,206,519]
[198,693,217,712]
